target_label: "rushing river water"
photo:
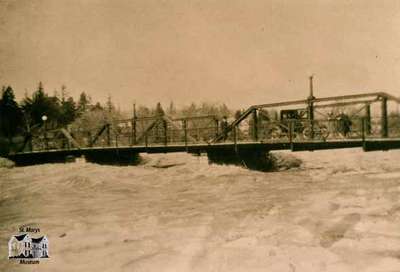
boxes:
[1,149,400,271]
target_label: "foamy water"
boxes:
[1,149,400,271]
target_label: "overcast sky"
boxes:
[1,0,400,109]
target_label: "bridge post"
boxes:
[365,103,371,135]
[131,118,137,146]
[288,120,293,145]
[214,118,219,139]
[106,124,111,146]
[307,75,315,140]
[183,120,188,148]
[163,119,168,146]
[233,125,238,153]
[115,125,121,148]
[381,96,388,138]
[252,109,258,141]
[361,117,367,151]
[132,103,137,145]
[361,117,366,142]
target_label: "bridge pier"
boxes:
[84,149,140,165]
[206,148,274,171]
[9,151,76,166]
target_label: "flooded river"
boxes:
[1,149,400,271]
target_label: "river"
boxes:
[1,149,400,271]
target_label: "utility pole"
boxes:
[307,75,315,139]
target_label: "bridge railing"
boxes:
[363,116,400,139]
[81,115,221,148]
[25,114,400,152]
[111,115,400,146]
[216,116,400,144]
[386,115,400,138]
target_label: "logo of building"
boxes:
[8,233,49,259]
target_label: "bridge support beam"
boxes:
[207,148,274,171]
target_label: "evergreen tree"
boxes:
[22,82,61,128]
[78,92,91,113]
[155,102,165,116]
[91,102,103,112]
[56,85,77,126]
[152,103,165,143]
[106,94,114,113]
[0,86,24,140]
[61,85,67,103]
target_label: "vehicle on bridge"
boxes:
[267,109,330,141]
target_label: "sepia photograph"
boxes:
[1,0,400,271]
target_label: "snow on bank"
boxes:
[1,149,400,271]
[269,152,302,170]
[0,157,14,168]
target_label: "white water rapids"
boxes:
[1,149,400,271]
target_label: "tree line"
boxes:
[0,83,99,140]
[0,82,235,143]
